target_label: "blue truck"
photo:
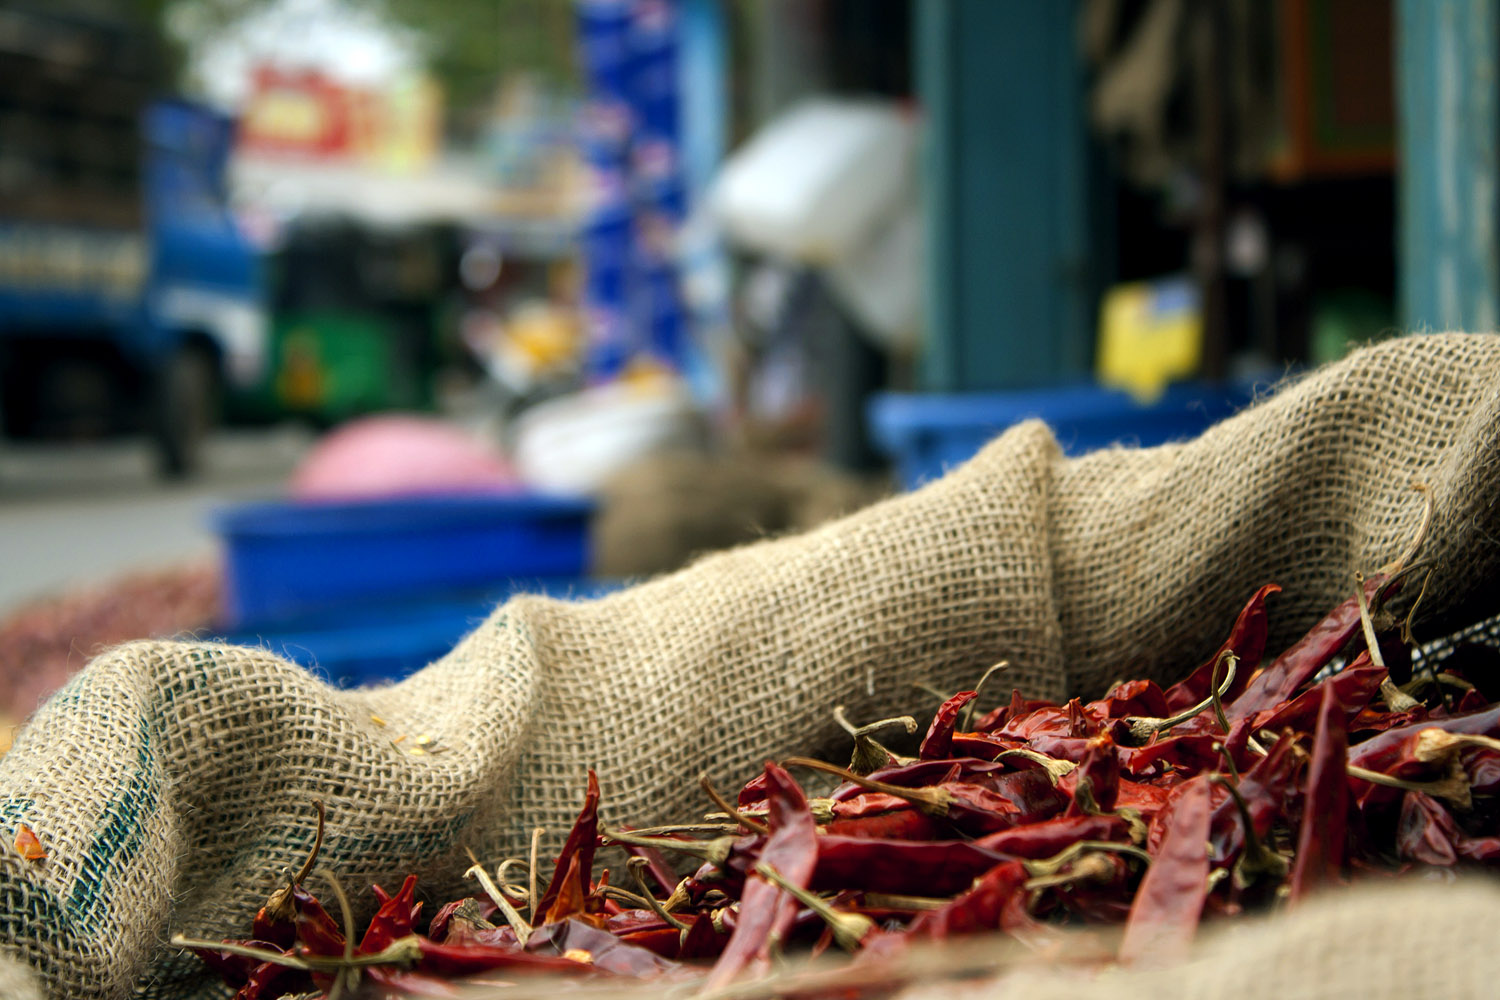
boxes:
[0,5,263,477]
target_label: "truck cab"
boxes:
[0,5,265,477]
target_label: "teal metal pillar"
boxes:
[916,0,1095,391]
[1398,0,1500,332]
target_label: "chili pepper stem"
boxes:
[1024,852,1119,892]
[1209,651,1236,735]
[835,706,919,775]
[1403,670,1474,700]
[912,682,952,703]
[1071,777,1109,818]
[315,867,358,1000]
[528,827,544,915]
[1209,776,1287,887]
[1356,572,1420,713]
[1213,742,1241,782]
[1402,569,1434,646]
[782,757,950,816]
[599,884,661,910]
[860,892,950,911]
[464,848,533,945]
[662,878,691,914]
[1123,658,1238,744]
[1416,730,1500,761]
[601,829,737,868]
[753,861,874,952]
[1345,763,1471,810]
[1022,840,1153,879]
[626,857,690,930]
[995,748,1076,782]
[1378,481,1433,577]
[614,822,743,836]
[170,934,423,973]
[700,774,770,835]
[834,706,919,741]
[495,858,531,908]
[961,661,1011,731]
[263,800,325,923]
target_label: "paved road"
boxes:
[0,428,312,613]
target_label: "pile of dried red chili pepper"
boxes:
[179,573,1500,998]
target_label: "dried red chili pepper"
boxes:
[1119,732,1226,778]
[1398,792,1500,863]
[1064,736,1121,815]
[1230,575,1388,719]
[543,853,594,925]
[997,698,1105,744]
[1464,747,1500,794]
[1250,660,1383,734]
[1164,583,1279,711]
[1397,790,1461,865]
[823,808,944,841]
[808,834,1012,896]
[526,918,688,979]
[1288,684,1350,900]
[832,757,1031,799]
[184,940,303,995]
[973,688,1060,732]
[1349,703,1429,735]
[973,813,1130,857]
[702,763,819,991]
[425,896,497,943]
[1120,775,1213,964]
[534,770,601,920]
[616,925,686,959]
[1204,731,1300,865]
[919,690,978,759]
[358,875,422,954]
[799,757,1067,836]
[677,909,729,960]
[291,885,347,958]
[1088,678,1172,721]
[906,860,1031,938]
[1345,704,1500,807]
[413,937,590,977]
[363,966,465,997]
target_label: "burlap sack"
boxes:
[3,332,1500,999]
[915,876,1500,1000]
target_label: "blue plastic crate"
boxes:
[217,493,595,625]
[869,381,1256,490]
[217,579,622,687]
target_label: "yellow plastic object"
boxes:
[1096,279,1203,402]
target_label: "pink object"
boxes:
[290,415,520,501]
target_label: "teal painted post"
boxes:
[916,0,1094,391]
[1398,0,1500,333]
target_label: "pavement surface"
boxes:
[0,427,312,614]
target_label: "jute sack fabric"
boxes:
[899,877,1500,1000]
[2,332,1500,998]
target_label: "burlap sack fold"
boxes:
[905,876,1500,1000]
[3,333,1500,998]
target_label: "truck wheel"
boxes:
[153,346,219,480]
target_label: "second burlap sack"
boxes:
[3,332,1500,998]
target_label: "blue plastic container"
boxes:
[869,381,1256,490]
[218,579,621,687]
[218,494,595,626]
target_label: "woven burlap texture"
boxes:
[2,332,1500,999]
[903,877,1500,1000]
